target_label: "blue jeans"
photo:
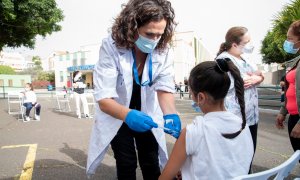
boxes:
[23,102,41,116]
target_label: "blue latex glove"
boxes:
[125,110,158,132]
[163,114,181,138]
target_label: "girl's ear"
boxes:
[198,92,206,105]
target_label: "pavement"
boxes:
[0,92,299,179]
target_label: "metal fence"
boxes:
[0,86,97,99]
[1,85,282,102]
[0,86,59,99]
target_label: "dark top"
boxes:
[129,74,142,111]
[184,79,188,85]
[73,78,85,94]
[281,75,286,91]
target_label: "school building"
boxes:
[51,44,100,89]
[0,51,34,72]
[0,74,32,94]
[172,31,213,84]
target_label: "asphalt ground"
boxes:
[0,92,299,179]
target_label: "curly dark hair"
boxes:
[111,0,176,51]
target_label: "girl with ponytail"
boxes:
[159,60,253,180]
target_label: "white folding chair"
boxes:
[86,92,96,117]
[7,91,23,115]
[233,150,300,180]
[7,91,28,122]
[55,91,71,112]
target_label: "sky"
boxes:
[4,0,291,64]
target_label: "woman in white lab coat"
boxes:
[87,0,181,179]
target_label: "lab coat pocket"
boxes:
[116,73,127,105]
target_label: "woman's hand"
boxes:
[125,110,158,132]
[244,75,263,89]
[291,123,300,138]
[276,114,286,129]
[163,114,181,138]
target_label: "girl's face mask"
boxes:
[191,93,202,113]
[191,101,202,113]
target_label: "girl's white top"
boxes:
[182,111,254,180]
[23,91,37,104]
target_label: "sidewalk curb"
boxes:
[259,108,279,114]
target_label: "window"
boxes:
[81,52,85,58]
[8,79,13,87]
[66,54,70,61]
[60,71,64,82]
[0,79,3,86]
[73,58,77,66]
[59,55,63,61]
[21,80,25,86]
[73,52,77,59]
[80,52,86,65]
[80,58,86,65]
[73,53,77,66]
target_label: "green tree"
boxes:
[32,56,43,71]
[0,0,64,50]
[0,65,15,74]
[261,31,295,64]
[38,71,55,83]
[17,56,43,80]
[261,0,300,64]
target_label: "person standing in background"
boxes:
[279,67,291,103]
[73,70,90,119]
[216,26,264,172]
[276,20,300,152]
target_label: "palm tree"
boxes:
[261,0,300,64]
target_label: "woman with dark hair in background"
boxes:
[276,20,300,152]
[87,0,181,179]
[216,26,264,172]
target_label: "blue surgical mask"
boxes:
[135,34,160,53]
[191,101,202,113]
[283,40,300,54]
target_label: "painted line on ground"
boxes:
[257,145,290,159]
[1,144,38,180]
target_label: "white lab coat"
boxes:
[86,35,175,175]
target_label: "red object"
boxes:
[32,80,50,89]
[67,80,71,88]
[286,68,299,115]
